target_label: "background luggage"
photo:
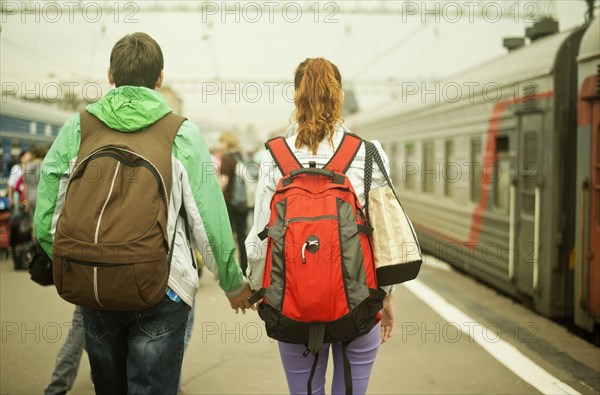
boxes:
[0,209,10,261]
[13,241,35,270]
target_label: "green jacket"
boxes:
[34,86,244,304]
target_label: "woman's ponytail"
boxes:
[293,58,344,155]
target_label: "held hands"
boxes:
[380,294,395,344]
[227,280,256,314]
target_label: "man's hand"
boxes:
[380,294,395,344]
[227,281,254,314]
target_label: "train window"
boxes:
[404,142,416,190]
[444,140,457,197]
[522,132,538,215]
[494,136,510,211]
[470,137,482,203]
[423,140,435,193]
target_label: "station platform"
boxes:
[1,255,598,394]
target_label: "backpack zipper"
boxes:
[283,215,337,228]
[63,258,131,270]
[281,215,337,264]
[110,147,169,202]
[95,161,121,243]
[70,147,168,204]
[89,150,168,202]
[63,258,131,308]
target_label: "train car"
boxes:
[0,97,71,180]
[350,18,598,334]
[574,18,600,334]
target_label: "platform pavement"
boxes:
[1,255,598,394]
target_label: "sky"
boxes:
[0,0,594,147]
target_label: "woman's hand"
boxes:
[380,294,395,344]
[228,282,254,314]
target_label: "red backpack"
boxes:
[250,133,385,394]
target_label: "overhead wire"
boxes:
[351,21,430,80]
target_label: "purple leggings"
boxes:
[278,323,381,395]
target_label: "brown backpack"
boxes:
[52,110,186,311]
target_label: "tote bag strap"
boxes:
[364,141,401,221]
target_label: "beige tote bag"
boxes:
[364,141,422,286]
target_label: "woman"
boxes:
[246,58,395,395]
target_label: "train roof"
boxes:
[353,26,583,125]
[577,18,599,64]
[0,96,73,126]
[449,29,575,85]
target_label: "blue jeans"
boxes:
[178,299,195,390]
[80,295,190,395]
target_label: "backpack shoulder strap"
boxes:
[78,110,104,161]
[156,112,187,144]
[265,136,302,176]
[324,133,363,174]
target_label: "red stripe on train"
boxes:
[466,91,554,246]
[578,75,598,127]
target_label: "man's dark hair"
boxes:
[110,32,164,89]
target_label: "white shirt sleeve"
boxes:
[245,150,281,291]
[8,165,22,188]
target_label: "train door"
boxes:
[589,102,600,319]
[517,112,543,297]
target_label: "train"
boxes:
[0,97,72,181]
[350,16,600,338]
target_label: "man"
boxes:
[34,32,253,395]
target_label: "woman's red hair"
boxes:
[293,58,343,155]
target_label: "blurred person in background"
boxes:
[244,145,261,230]
[210,146,223,177]
[252,142,266,166]
[9,150,33,269]
[22,146,48,227]
[219,131,249,276]
[7,150,32,212]
[43,307,88,395]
